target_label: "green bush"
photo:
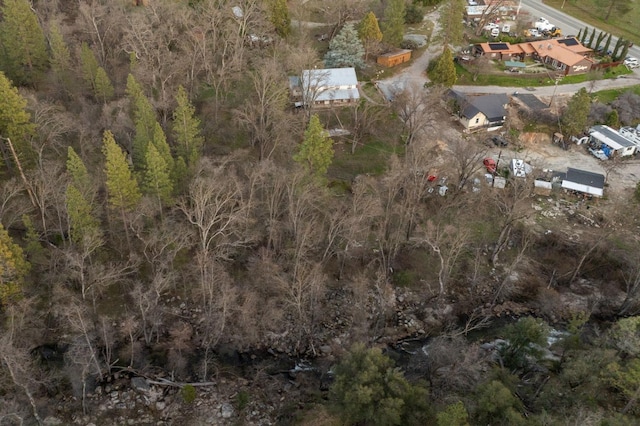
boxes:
[236,390,250,411]
[181,384,197,404]
[329,343,431,425]
[405,4,424,24]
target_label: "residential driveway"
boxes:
[375,10,442,101]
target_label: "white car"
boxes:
[483,22,499,31]
[624,57,639,68]
[490,28,500,37]
[501,25,511,33]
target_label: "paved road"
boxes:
[376,3,640,99]
[518,0,640,60]
[454,73,640,96]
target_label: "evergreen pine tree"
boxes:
[293,114,334,182]
[330,343,430,425]
[172,85,204,167]
[595,31,606,51]
[438,0,465,51]
[94,67,114,104]
[143,143,173,209]
[65,184,101,245]
[49,22,72,87]
[561,88,591,137]
[358,12,383,60]
[602,34,613,57]
[324,23,365,68]
[382,0,406,46]
[0,71,35,165]
[151,121,174,173]
[580,26,589,44]
[66,147,91,195]
[576,29,582,41]
[126,74,145,119]
[0,223,30,305]
[0,0,48,86]
[587,28,597,48]
[431,48,457,87]
[102,130,141,214]
[268,0,291,38]
[611,37,625,61]
[617,41,631,62]
[132,92,158,169]
[80,42,99,92]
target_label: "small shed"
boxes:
[377,49,412,67]
[561,168,605,197]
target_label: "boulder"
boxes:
[131,377,151,393]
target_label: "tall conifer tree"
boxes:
[382,0,405,46]
[49,23,71,87]
[172,85,204,167]
[102,130,141,240]
[0,0,48,86]
[0,71,35,165]
[293,114,334,182]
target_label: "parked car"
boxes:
[524,28,541,38]
[501,24,511,33]
[490,135,509,147]
[484,22,499,31]
[483,158,497,174]
[624,57,639,69]
[490,28,500,37]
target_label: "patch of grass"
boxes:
[329,138,404,181]
[393,270,418,288]
[543,0,640,45]
[456,62,632,87]
[591,85,640,103]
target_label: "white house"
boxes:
[294,68,360,107]
[588,125,637,158]
[561,168,605,197]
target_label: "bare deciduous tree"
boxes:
[234,57,290,160]
[488,177,532,265]
[391,84,444,145]
[417,220,470,295]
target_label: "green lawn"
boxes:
[455,63,632,86]
[329,138,404,182]
[544,0,640,45]
[591,84,640,103]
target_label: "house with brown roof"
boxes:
[473,37,594,75]
[377,49,412,67]
[530,39,595,75]
[474,42,522,60]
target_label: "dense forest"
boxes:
[2,0,640,424]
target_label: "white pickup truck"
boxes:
[535,17,555,32]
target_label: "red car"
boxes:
[483,158,497,174]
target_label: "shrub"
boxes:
[181,384,197,404]
[404,4,424,24]
[400,39,419,50]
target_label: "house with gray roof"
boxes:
[290,68,360,107]
[448,90,509,131]
[561,168,605,197]
[589,125,638,158]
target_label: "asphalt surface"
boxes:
[518,0,640,60]
[376,2,640,99]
